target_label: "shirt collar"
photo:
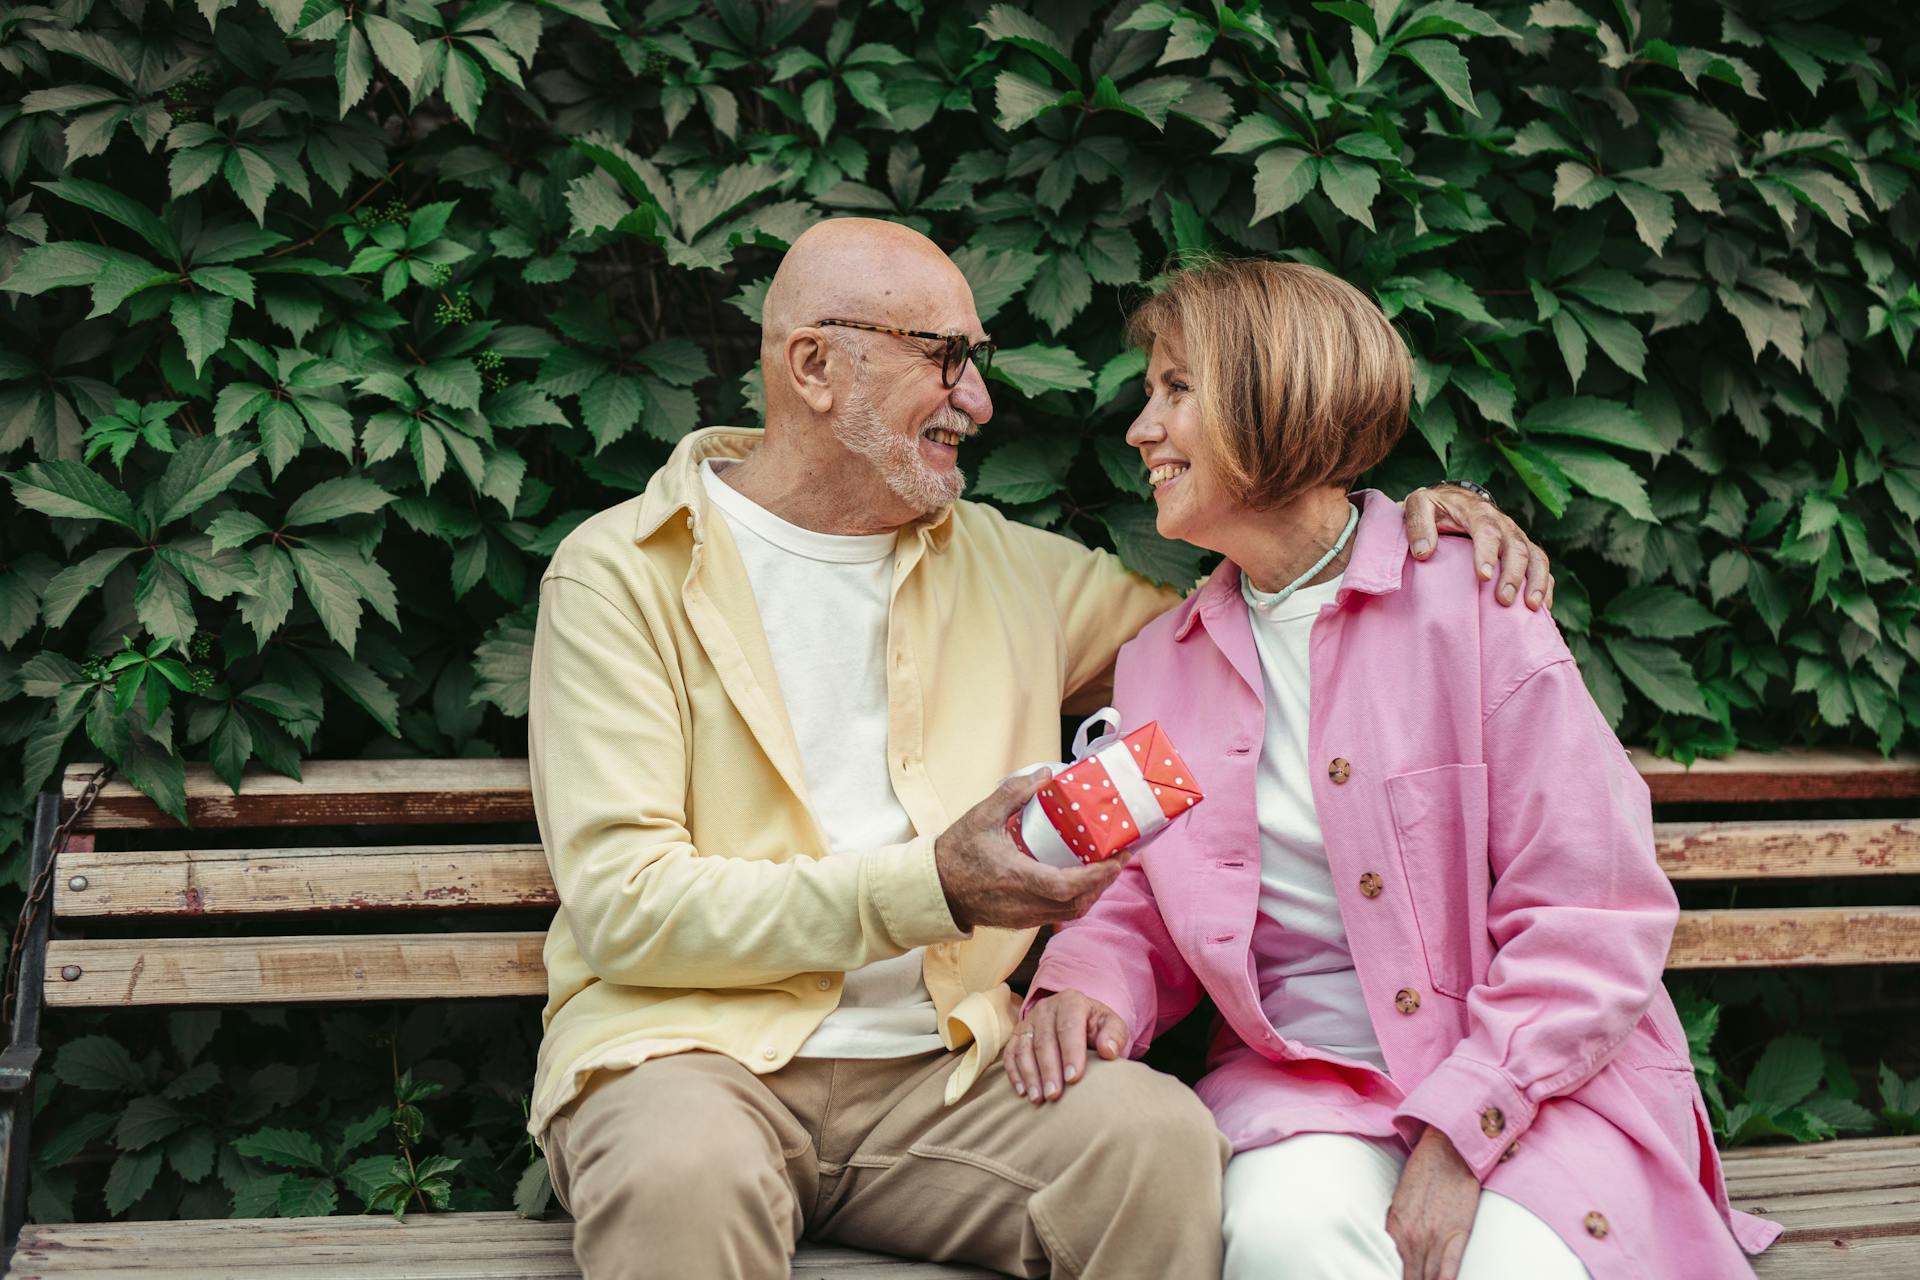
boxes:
[632,426,957,551]
[1172,490,1405,642]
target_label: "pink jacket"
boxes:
[1030,493,1778,1278]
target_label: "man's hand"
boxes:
[1004,990,1132,1104]
[1403,485,1554,612]
[935,770,1129,930]
[1385,1128,1482,1280]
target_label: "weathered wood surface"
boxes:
[61,748,1920,831]
[53,845,556,917]
[1634,748,1920,804]
[62,760,537,831]
[4,1216,998,1278]
[42,934,547,1008]
[1656,819,1920,879]
[6,1139,1917,1278]
[1666,907,1920,969]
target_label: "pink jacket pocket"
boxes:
[1385,763,1491,999]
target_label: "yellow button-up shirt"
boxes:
[527,427,1177,1135]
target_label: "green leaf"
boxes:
[232,1127,327,1172]
[973,438,1070,503]
[988,344,1093,396]
[1533,442,1654,520]
[1519,398,1666,456]
[1093,349,1147,412]
[1026,253,1092,334]
[1251,148,1316,224]
[284,476,396,526]
[976,6,1081,89]
[54,1035,146,1091]
[1099,501,1208,588]
[9,460,140,528]
[154,435,259,526]
[34,179,178,261]
[288,544,368,656]
[1604,637,1709,718]
[168,1128,218,1183]
[472,609,534,717]
[1746,1035,1825,1114]
[104,1148,164,1216]
[277,1175,341,1217]
[171,292,236,377]
[1395,39,1477,114]
[993,71,1069,132]
[136,559,197,650]
[239,546,296,647]
[362,14,423,90]
[513,1157,553,1218]
[115,1097,191,1150]
[1603,586,1727,640]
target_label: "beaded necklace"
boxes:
[1239,500,1360,611]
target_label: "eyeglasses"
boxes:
[817,319,995,389]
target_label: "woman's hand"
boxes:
[1403,484,1554,611]
[1385,1128,1482,1280]
[1004,990,1131,1104]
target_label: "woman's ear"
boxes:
[784,328,837,414]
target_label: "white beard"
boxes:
[834,384,973,517]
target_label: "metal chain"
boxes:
[3,765,114,1038]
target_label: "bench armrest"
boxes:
[0,1045,41,1096]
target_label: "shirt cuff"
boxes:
[1393,1055,1533,1181]
[868,836,967,949]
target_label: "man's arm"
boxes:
[531,574,965,988]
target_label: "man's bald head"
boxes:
[760,218,978,369]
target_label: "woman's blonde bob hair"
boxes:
[1127,257,1411,510]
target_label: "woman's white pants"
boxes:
[1222,1133,1589,1279]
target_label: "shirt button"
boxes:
[816,978,832,991]
[1395,987,1421,1015]
[1359,872,1383,898]
[1328,758,1351,784]
[761,1047,778,1061]
[1584,1212,1609,1239]
[1480,1106,1505,1138]
[1499,1141,1519,1163]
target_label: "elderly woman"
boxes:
[1005,260,1779,1279]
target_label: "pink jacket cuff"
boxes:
[1024,958,1152,1059]
[1393,1055,1533,1181]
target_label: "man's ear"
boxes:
[784,329,836,414]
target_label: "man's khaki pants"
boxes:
[543,1048,1229,1279]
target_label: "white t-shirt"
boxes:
[1243,569,1387,1070]
[699,461,943,1059]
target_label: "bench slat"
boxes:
[1667,907,1920,969]
[62,748,1920,831]
[5,1216,998,1278]
[1633,748,1920,803]
[54,845,555,917]
[38,906,1920,1009]
[1656,820,1920,879]
[48,815,1920,923]
[42,935,546,1007]
[63,760,536,831]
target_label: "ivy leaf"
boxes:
[362,14,423,92]
[1395,39,1477,114]
[1251,148,1315,224]
[973,438,1070,503]
[976,6,1081,89]
[1604,637,1710,718]
[115,1097,191,1150]
[513,1157,553,1218]
[103,1148,164,1215]
[472,608,534,717]
[278,1175,341,1217]
[287,544,369,656]
[1519,398,1666,457]
[8,460,140,529]
[170,292,235,376]
[1602,586,1728,639]
[284,477,396,526]
[988,344,1093,395]
[232,1127,327,1172]
[1746,1035,1825,1115]
[54,1035,146,1091]
[1026,253,1092,334]
[153,435,259,526]
[1099,501,1208,588]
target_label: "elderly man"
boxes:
[527,217,1548,1279]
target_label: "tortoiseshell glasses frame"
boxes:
[816,319,995,388]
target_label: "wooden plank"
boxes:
[54,845,556,917]
[1656,820,1920,879]
[63,760,535,831]
[42,934,547,1007]
[1752,1236,1920,1279]
[1668,908,1920,968]
[1635,748,1920,804]
[5,1215,999,1278]
[1723,1135,1920,1184]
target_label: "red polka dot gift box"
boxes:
[1006,709,1205,868]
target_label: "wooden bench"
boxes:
[2,752,1916,1277]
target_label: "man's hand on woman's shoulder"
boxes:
[1402,485,1554,612]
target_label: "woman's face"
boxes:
[1125,332,1229,549]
